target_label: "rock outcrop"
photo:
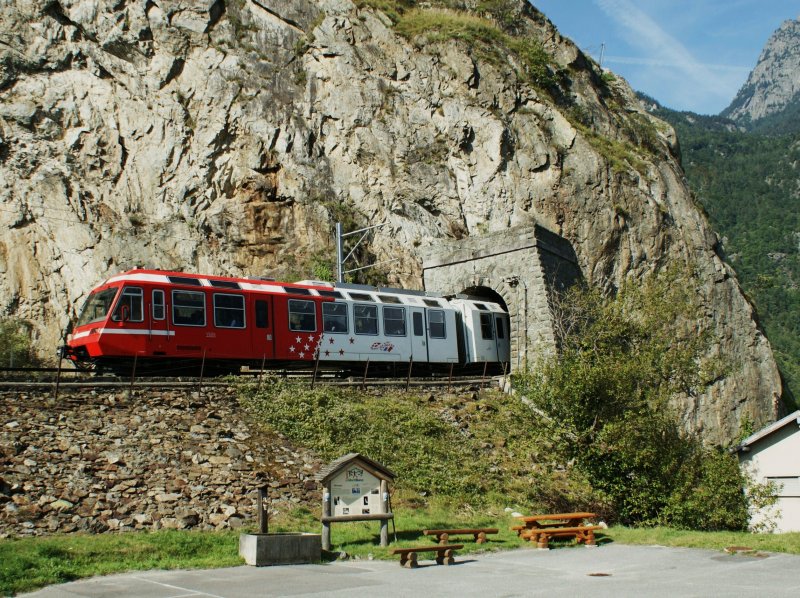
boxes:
[723,18,800,124]
[0,0,782,442]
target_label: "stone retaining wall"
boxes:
[0,388,322,538]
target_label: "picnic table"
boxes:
[512,512,600,549]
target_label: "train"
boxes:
[61,268,511,376]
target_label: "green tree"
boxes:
[514,270,749,529]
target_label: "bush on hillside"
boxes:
[0,318,39,368]
[514,269,751,530]
[237,378,601,511]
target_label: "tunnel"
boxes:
[459,285,509,312]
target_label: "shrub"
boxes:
[0,319,38,367]
[514,269,749,530]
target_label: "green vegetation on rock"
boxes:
[649,99,800,405]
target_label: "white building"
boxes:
[737,410,800,533]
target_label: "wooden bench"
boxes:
[510,525,526,536]
[523,525,603,549]
[389,544,464,568]
[423,528,499,544]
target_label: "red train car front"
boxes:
[62,269,332,374]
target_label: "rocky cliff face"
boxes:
[723,18,800,123]
[0,0,782,442]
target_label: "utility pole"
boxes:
[335,221,389,283]
[599,42,605,70]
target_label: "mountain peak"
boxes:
[721,18,800,128]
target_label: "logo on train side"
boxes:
[370,342,394,352]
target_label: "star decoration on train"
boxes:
[329,337,335,344]
[349,337,355,344]
[339,349,344,356]
[324,350,330,357]
[295,336,302,343]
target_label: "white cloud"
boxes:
[604,55,751,75]
[595,0,746,111]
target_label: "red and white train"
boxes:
[62,269,511,375]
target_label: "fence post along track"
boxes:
[128,352,139,398]
[53,350,64,401]
[361,359,370,390]
[198,349,207,396]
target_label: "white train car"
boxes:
[301,282,462,366]
[450,297,511,365]
[301,282,510,369]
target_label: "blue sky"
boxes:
[532,0,799,115]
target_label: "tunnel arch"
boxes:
[459,285,509,312]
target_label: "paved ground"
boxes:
[23,543,800,597]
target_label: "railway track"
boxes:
[0,366,507,392]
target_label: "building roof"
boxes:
[737,410,800,452]
[315,452,396,483]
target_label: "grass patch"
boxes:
[0,530,242,596]
[236,378,598,511]
[605,526,800,554]
[395,8,555,90]
[572,121,649,175]
[6,519,800,594]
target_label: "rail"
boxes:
[0,367,508,395]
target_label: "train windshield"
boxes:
[75,288,118,327]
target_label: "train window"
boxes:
[354,304,378,335]
[480,313,494,340]
[383,306,406,336]
[423,299,441,308]
[152,290,165,320]
[284,286,311,296]
[323,302,348,333]
[349,292,374,302]
[168,276,202,286]
[288,299,316,332]
[172,290,205,326]
[210,280,240,290]
[496,316,505,339]
[75,288,118,327]
[111,287,144,322]
[255,300,269,328]
[413,312,424,336]
[429,310,446,339]
[378,295,402,304]
[318,290,343,299]
[214,294,245,328]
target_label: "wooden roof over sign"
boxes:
[315,452,396,484]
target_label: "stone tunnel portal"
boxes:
[421,225,582,372]
[460,285,508,311]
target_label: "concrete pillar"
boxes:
[322,486,331,551]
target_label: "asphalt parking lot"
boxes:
[23,543,800,597]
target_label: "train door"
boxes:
[494,314,510,364]
[252,296,275,360]
[148,288,171,355]
[477,312,500,362]
[409,307,428,363]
